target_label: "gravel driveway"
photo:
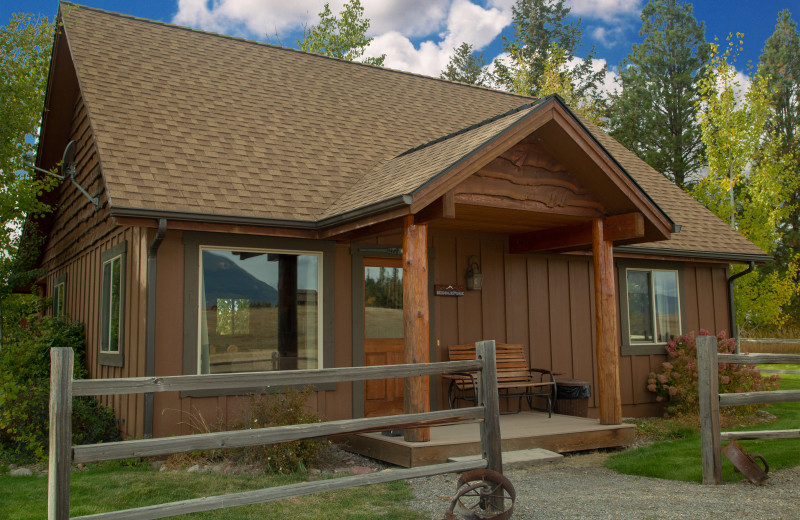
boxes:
[409,452,799,520]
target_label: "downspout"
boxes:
[728,261,755,354]
[144,219,167,438]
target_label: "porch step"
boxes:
[447,448,563,469]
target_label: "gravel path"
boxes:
[409,452,800,520]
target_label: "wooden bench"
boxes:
[442,343,556,417]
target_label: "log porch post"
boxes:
[402,215,430,442]
[592,218,622,424]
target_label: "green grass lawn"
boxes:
[605,369,800,482]
[0,463,422,520]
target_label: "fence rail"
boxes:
[698,336,800,485]
[48,341,504,520]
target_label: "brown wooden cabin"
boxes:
[27,3,769,443]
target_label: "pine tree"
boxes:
[440,42,490,87]
[609,0,709,190]
[758,10,800,324]
[492,0,606,101]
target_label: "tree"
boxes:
[297,0,385,66]
[492,0,606,101]
[693,35,799,329]
[536,43,605,126]
[440,42,491,87]
[0,14,58,292]
[609,0,710,190]
[758,10,800,324]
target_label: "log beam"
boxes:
[414,191,456,224]
[509,212,644,254]
[592,219,622,425]
[402,216,430,442]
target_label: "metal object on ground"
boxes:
[723,441,770,485]
[443,469,516,520]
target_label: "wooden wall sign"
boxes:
[435,284,465,297]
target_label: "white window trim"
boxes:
[197,245,324,374]
[625,267,682,346]
[53,275,66,318]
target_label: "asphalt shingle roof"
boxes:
[56,2,768,261]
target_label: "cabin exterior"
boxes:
[29,3,769,442]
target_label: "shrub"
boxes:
[236,387,328,474]
[0,315,121,462]
[646,330,781,416]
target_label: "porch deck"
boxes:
[342,412,635,468]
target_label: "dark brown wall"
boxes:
[429,230,731,417]
[41,92,148,439]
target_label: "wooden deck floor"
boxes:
[343,412,635,468]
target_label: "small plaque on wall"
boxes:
[435,284,465,296]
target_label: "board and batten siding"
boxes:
[150,235,355,438]
[430,230,731,417]
[40,92,149,439]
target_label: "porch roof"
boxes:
[38,2,769,263]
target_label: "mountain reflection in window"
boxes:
[199,249,320,374]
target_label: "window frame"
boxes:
[182,232,335,396]
[53,274,66,318]
[617,260,685,356]
[196,245,325,375]
[99,241,127,367]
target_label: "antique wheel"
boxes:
[445,469,516,520]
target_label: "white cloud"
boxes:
[172,0,320,37]
[361,0,451,37]
[365,0,510,77]
[591,25,626,47]
[567,0,642,22]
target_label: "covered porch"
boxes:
[328,97,674,451]
[343,411,635,468]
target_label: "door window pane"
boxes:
[364,266,404,339]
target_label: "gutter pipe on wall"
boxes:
[728,261,755,354]
[144,218,167,438]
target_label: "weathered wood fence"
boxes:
[738,337,800,355]
[697,335,800,485]
[48,340,504,520]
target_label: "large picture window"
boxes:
[100,242,126,367]
[626,268,680,344]
[198,248,322,374]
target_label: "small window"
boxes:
[626,268,680,344]
[53,274,66,318]
[100,242,126,367]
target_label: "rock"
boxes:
[186,465,201,473]
[309,468,322,475]
[159,465,168,472]
[10,468,33,477]
[151,461,165,471]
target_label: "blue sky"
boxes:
[3,0,796,90]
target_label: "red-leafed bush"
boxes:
[647,330,781,416]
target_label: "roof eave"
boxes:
[614,245,772,264]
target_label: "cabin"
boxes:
[28,3,769,460]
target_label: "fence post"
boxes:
[476,340,502,475]
[49,347,73,520]
[697,335,721,485]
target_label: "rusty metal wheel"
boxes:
[443,469,516,520]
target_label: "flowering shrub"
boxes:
[646,330,781,416]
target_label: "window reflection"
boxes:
[199,249,320,374]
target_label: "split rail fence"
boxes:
[697,335,800,485]
[48,340,505,520]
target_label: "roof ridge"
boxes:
[58,1,532,102]
[396,98,546,158]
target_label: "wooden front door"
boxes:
[363,257,404,417]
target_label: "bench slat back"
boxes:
[448,343,529,374]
